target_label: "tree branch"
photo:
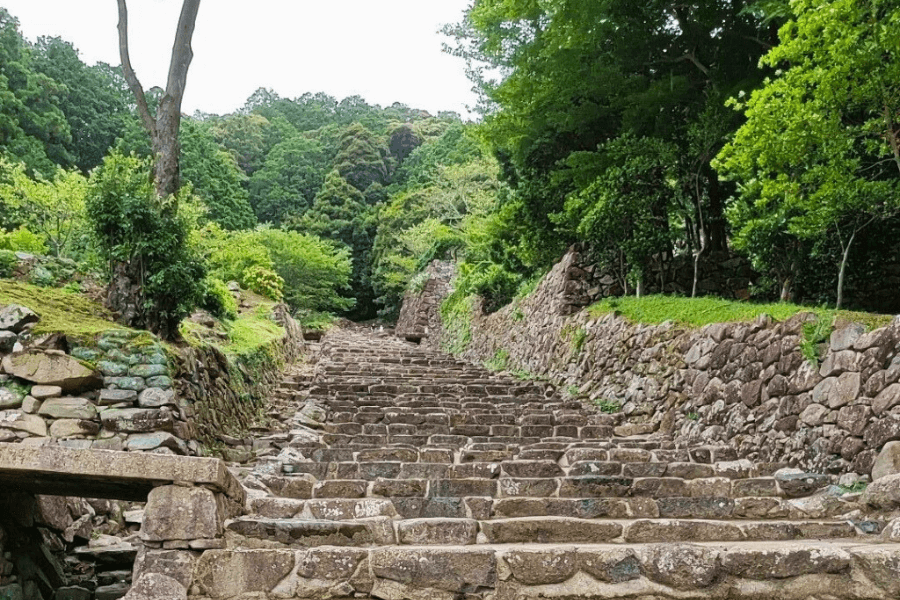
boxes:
[116,0,156,138]
[165,0,201,111]
[884,104,900,176]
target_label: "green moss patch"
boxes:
[0,281,128,338]
[222,303,284,357]
[587,294,893,330]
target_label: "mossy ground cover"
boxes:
[0,280,127,337]
[587,294,893,330]
[221,302,284,357]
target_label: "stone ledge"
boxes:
[0,442,244,503]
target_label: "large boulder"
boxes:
[122,573,186,600]
[1,351,101,392]
[0,305,39,333]
[872,441,900,481]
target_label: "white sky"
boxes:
[2,0,478,118]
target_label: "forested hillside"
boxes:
[1,0,899,338]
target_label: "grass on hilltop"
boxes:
[0,280,127,338]
[586,294,893,331]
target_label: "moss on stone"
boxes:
[0,281,128,339]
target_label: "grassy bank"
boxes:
[587,295,893,331]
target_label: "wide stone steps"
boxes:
[270,459,794,481]
[227,327,896,599]
[248,495,860,522]
[188,542,900,600]
[254,474,836,502]
[225,515,868,548]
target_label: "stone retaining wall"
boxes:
[408,249,900,475]
[0,302,303,458]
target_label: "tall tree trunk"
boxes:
[705,168,729,253]
[836,230,857,310]
[111,0,201,330]
[117,0,200,198]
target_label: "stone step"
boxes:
[225,515,866,547]
[248,494,861,522]
[273,460,785,482]
[260,475,833,501]
[190,542,900,599]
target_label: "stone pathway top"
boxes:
[0,442,243,502]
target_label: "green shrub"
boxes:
[484,348,510,371]
[202,277,238,320]
[0,250,15,278]
[800,315,832,366]
[0,225,48,254]
[440,291,475,354]
[87,151,206,340]
[593,398,622,413]
[241,265,284,301]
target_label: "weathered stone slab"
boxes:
[193,550,295,599]
[370,547,496,593]
[121,573,186,600]
[0,410,48,436]
[0,442,243,502]
[1,351,101,392]
[0,304,39,333]
[38,397,97,420]
[142,486,224,542]
[873,441,900,481]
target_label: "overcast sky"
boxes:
[2,0,477,117]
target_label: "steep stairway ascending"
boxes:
[214,327,900,600]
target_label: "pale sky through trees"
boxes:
[2,0,477,117]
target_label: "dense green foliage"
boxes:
[587,294,893,331]
[86,152,206,339]
[4,0,900,339]
[716,0,900,307]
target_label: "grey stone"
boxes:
[0,409,47,436]
[129,364,168,378]
[147,376,173,389]
[138,388,176,408]
[101,408,174,433]
[775,471,830,497]
[98,361,129,377]
[38,397,98,420]
[874,383,900,415]
[0,331,16,353]
[830,323,865,352]
[126,432,186,454]
[141,485,224,542]
[1,351,102,392]
[50,419,100,438]
[133,549,194,589]
[872,441,900,481]
[641,543,719,589]
[30,385,62,400]
[104,377,147,392]
[837,404,871,437]
[21,396,41,413]
[799,403,828,426]
[863,473,900,509]
[121,573,186,600]
[0,304,39,333]
[0,387,23,409]
[828,371,860,408]
[99,389,138,406]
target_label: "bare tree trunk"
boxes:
[836,230,857,310]
[117,0,201,198]
[111,0,201,331]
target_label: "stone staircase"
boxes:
[208,327,900,600]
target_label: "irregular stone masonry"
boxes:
[401,250,900,478]
[197,327,900,600]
